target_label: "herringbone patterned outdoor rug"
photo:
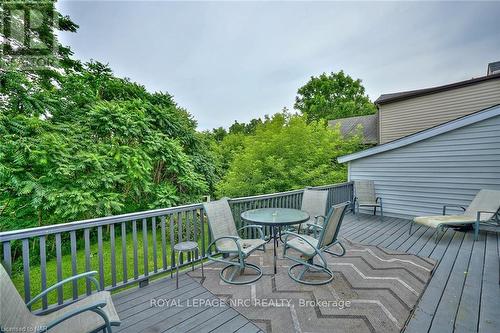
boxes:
[188,239,436,333]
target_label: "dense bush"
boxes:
[216,112,363,197]
[0,61,217,231]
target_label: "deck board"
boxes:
[110,213,498,333]
[187,308,241,333]
[454,233,486,333]
[357,217,401,243]
[341,214,499,333]
[430,232,474,332]
[478,232,500,333]
[112,274,260,333]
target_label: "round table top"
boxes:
[241,208,310,226]
[173,241,199,252]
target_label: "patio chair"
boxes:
[354,180,383,221]
[282,201,350,285]
[411,189,500,241]
[291,188,329,234]
[203,198,266,284]
[0,264,120,333]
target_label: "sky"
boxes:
[57,1,500,130]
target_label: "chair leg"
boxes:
[191,250,195,271]
[228,266,240,281]
[298,266,309,280]
[201,257,204,278]
[474,221,479,241]
[409,221,413,235]
[325,241,345,257]
[287,262,333,285]
[219,261,262,285]
[176,251,181,289]
[380,204,384,222]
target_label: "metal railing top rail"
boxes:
[308,182,353,190]
[0,182,353,242]
[228,189,304,203]
[228,182,353,203]
[0,202,204,242]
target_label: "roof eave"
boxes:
[375,72,500,105]
[338,104,500,164]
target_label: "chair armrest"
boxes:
[43,300,110,332]
[281,231,318,249]
[238,224,264,239]
[307,223,324,238]
[476,211,499,222]
[442,205,466,215]
[27,271,100,307]
[376,197,382,203]
[208,236,242,253]
[313,215,326,224]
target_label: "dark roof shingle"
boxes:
[375,72,500,105]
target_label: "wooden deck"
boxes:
[111,272,262,333]
[111,213,499,333]
[340,213,499,333]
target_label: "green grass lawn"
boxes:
[11,224,210,310]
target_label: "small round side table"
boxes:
[173,241,204,289]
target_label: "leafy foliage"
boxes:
[295,71,376,122]
[216,112,363,197]
[0,61,216,231]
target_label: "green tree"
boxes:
[215,132,246,175]
[295,71,376,122]
[0,1,218,232]
[228,118,264,135]
[0,61,215,231]
[211,127,228,142]
[216,112,363,197]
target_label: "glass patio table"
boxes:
[240,208,310,274]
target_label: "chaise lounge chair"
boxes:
[0,264,120,333]
[282,201,350,285]
[203,198,266,284]
[411,189,500,241]
[354,180,384,221]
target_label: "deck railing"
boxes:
[0,182,353,312]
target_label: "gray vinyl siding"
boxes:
[379,79,500,143]
[349,114,500,219]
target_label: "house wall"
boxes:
[378,78,500,143]
[349,114,500,219]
